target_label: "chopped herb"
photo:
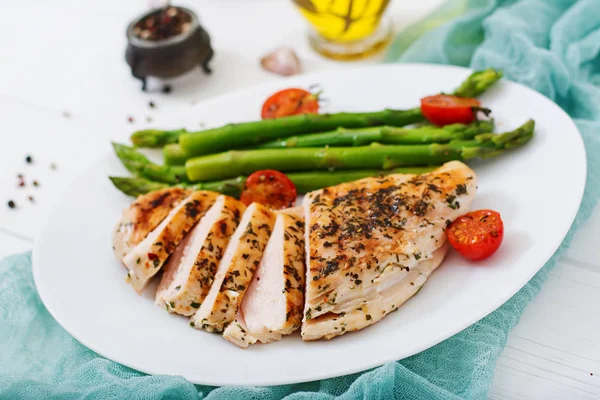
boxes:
[189,321,195,327]
[175,285,181,290]
[136,257,141,264]
[169,301,175,308]
[190,302,201,309]
[413,252,422,260]
[153,259,160,268]
[366,314,372,321]
[305,308,312,321]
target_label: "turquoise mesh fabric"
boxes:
[2,0,600,398]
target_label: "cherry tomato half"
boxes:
[261,88,319,119]
[240,170,297,210]
[420,95,481,126]
[447,209,504,261]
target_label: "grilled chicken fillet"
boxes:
[191,203,276,333]
[301,161,477,341]
[223,207,306,348]
[122,191,218,293]
[156,195,246,315]
[113,188,190,260]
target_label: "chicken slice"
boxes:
[122,191,218,293]
[113,188,190,260]
[190,203,276,333]
[221,318,258,348]
[223,207,306,348]
[155,195,246,315]
[301,161,477,341]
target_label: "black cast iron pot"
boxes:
[125,7,213,91]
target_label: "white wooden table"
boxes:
[2,1,599,398]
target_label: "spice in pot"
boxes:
[134,7,192,42]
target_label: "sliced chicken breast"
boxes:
[156,195,246,316]
[223,207,305,348]
[113,188,190,260]
[301,161,477,341]
[190,203,276,333]
[122,191,218,294]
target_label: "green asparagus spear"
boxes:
[257,120,494,149]
[112,142,189,184]
[185,120,534,182]
[179,108,424,157]
[163,143,189,165]
[109,176,169,196]
[174,69,502,156]
[452,68,503,98]
[109,166,438,198]
[130,129,187,148]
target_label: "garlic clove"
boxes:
[260,47,302,77]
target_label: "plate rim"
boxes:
[32,63,587,386]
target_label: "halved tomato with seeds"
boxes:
[447,209,504,261]
[261,88,319,119]
[240,170,297,210]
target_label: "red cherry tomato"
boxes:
[420,95,481,126]
[261,88,319,119]
[240,170,297,210]
[447,209,504,261]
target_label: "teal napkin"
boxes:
[3,0,600,398]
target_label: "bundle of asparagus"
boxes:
[110,69,535,198]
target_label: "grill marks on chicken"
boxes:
[156,195,246,315]
[301,161,477,341]
[223,207,306,348]
[122,191,218,293]
[191,203,276,333]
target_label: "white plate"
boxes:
[33,64,586,386]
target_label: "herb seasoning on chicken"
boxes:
[156,195,246,315]
[301,161,477,341]
[191,203,276,333]
[223,207,306,348]
[122,191,218,293]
